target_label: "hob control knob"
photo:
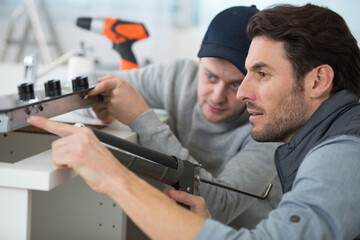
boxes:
[18,82,35,101]
[72,75,89,92]
[44,79,62,97]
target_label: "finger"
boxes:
[163,188,170,195]
[92,102,108,112]
[55,164,70,169]
[92,103,109,117]
[97,74,114,83]
[28,116,77,137]
[163,188,177,204]
[51,132,89,167]
[88,77,120,96]
[168,189,211,218]
[168,189,197,206]
[51,138,73,168]
[97,108,109,118]
[51,131,81,150]
[103,95,111,103]
[88,81,114,96]
[97,109,112,121]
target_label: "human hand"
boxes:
[28,116,123,195]
[88,74,149,125]
[91,102,115,124]
[164,188,212,219]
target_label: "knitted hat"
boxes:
[197,6,259,75]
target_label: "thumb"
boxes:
[168,189,211,218]
[168,189,195,206]
[97,74,114,83]
[88,76,119,96]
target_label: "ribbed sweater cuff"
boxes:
[129,109,164,135]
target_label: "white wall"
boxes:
[0,0,359,70]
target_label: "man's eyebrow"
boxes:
[247,62,274,72]
[204,67,244,82]
[229,77,244,83]
[204,67,219,78]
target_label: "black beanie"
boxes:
[197,6,259,75]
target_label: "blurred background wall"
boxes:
[0,0,359,70]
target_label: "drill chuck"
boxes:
[76,17,104,35]
[76,17,91,30]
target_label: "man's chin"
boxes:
[251,128,284,143]
[201,107,227,123]
[208,118,223,124]
[251,127,267,142]
[203,114,225,123]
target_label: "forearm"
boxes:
[130,110,193,161]
[107,163,205,240]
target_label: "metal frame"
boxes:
[0,88,102,133]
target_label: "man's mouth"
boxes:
[247,109,264,120]
[208,103,225,113]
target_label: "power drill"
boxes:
[76,17,149,70]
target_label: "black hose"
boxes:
[90,127,178,169]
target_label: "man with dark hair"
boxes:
[29,3,360,239]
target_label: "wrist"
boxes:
[129,109,164,132]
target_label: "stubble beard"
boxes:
[251,86,308,143]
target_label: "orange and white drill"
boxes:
[76,17,149,70]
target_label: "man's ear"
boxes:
[310,64,334,99]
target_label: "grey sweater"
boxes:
[102,59,282,229]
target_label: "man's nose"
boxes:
[212,83,226,103]
[236,75,252,102]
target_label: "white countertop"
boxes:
[0,120,137,191]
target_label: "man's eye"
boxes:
[257,72,268,79]
[207,74,215,81]
[231,82,240,89]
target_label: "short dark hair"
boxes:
[247,4,360,97]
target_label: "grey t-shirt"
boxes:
[98,59,282,228]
